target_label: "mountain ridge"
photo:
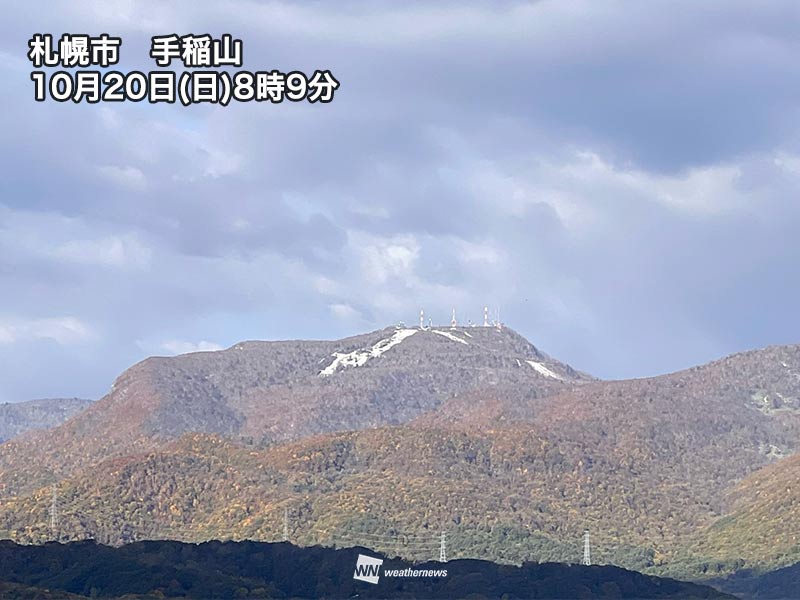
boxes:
[1,325,800,581]
[0,325,588,496]
[0,398,93,443]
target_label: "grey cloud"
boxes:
[1,1,800,400]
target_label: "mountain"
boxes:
[1,326,800,583]
[0,325,589,496]
[0,398,92,443]
[0,539,732,599]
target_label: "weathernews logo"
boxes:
[353,553,448,585]
[353,554,383,584]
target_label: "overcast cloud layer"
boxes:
[1,1,800,401]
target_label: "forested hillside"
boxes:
[1,327,799,583]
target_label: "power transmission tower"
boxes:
[439,531,447,562]
[582,530,591,566]
[49,485,58,540]
[283,507,289,542]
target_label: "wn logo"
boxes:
[353,553,383,584]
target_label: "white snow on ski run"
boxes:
[526,360,564,380]
[319,328,418,376]
[432,330,469,345]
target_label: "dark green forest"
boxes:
[0,539,731,599]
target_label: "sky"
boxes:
[1,1,800,402]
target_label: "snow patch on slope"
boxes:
[526,360,564,381]
[432,330,469,345]
[320,329,418,376]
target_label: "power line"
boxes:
[334,534,437,547]
[334,538,437,547]
[332,529,437,542]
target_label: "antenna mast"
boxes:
[451,308,457,328]
[419,309,425,329]
[283,507,289,542]
[495,307,503,330]
[439,531,447,562]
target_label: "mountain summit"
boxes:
[0,325,590,495]
[117,324,591,440]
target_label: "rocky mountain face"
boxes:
[0,325,799,586]
[0,398,92,443]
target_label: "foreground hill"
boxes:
[0,539,731,599]
[0,398,92,443]
[713,559,800,599]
